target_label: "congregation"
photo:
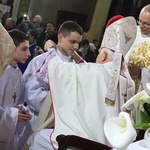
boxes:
[0,3,150,150]
[1,12,99,74]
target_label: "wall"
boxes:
[11,0,21,19]
[87,0,112,42]
[28,0,97,31]
[12,0,112,43]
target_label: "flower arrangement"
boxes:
[104,83,150,149]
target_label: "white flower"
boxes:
[121,90,149,111]
[104,112,137,150]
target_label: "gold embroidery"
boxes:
[105,98,115,106]
[107,57,120,95]
[131,41,150,68]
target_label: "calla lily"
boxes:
[104,112,137,150]
[121,90,150,111]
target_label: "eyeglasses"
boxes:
[137,20,150,28]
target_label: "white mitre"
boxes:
[101,16,137,57]
[100,16,137,105]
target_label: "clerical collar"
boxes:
[56,47,72,62]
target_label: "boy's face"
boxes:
[13,40,30,64]
[58,31,82,56]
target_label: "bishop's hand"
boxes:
[44,40,56,51]
[71,51,83,64]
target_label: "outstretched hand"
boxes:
[72,51,83,64]
[44,40,56,51]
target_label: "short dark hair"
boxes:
[47,21,55,27]
[58,20,83,37]
[8,29,29,47]
[28,29,38,39]
[80,39,89,47]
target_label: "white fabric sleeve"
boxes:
[24,49,57,113]
[24,74,48,113]
[23,52,50,113]
[0,106,18,142]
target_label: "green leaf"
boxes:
[135,109,150,130]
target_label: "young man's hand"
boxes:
[17,106,32,122]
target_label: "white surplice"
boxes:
[24,48,73,131]
[44,56,135,149]
[0,65,26,150]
